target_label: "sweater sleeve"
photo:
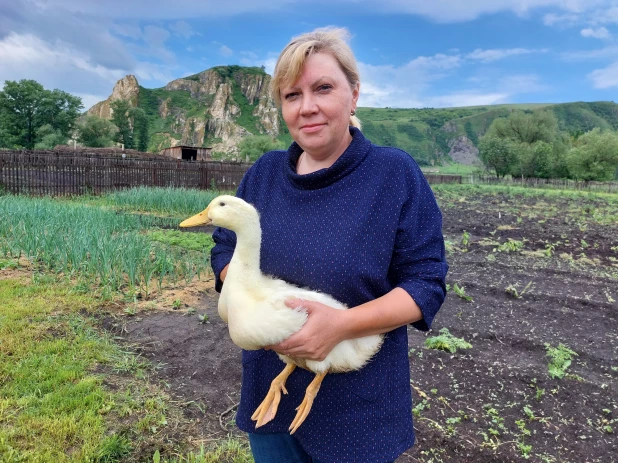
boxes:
[389,164,448,331]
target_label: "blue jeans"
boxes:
[248,433,395,463]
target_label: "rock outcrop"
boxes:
[87,67,280,156]
[87,75,140,119]
[448,135,481,165]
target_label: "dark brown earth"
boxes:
[105,188,618,463]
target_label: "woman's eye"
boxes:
[317,84,332,92]
[284,92,299,100]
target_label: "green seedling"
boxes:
[545,343,578,379]
[452,283,473,302]
[461,230,471,250]
[198,313,209,324]
[172,299,182,310]
[425,328,472,354]
[505,281,534,299]
[497,238,524,253]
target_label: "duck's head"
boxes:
[179,195,259,231]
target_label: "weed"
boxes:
[425,328,472,354]
[452,283,473,302]
[172,299,182,310]
[505,281,534,299]
[198,314,209,324]
[545,343,578,379]
[413,399,430,418]
[497,238,525,253]
[461,230,471,251]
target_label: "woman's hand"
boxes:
[265,298,348,361]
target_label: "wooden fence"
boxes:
[462,175,618,193]
[0,151,251,196]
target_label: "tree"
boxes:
[566,128,618,181]
[131,107,149,152]
[110,99,133,149]
[0,79,82,149]
[77,115,117,147]
[487,110,558,145]
[238,135,285,162]
[478,136,517,178]
[34,124,68,149]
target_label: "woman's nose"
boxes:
[299,94,318,115]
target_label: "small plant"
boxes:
[497,238,524,253]
[198,313,209,324]
[544,240,561,257]
[505,281,534,299]
[518,441,533,459]
[172,299,182,310]
[461,230,470,251]
[425,328,472,354]
[124,306,137,316]
[545,343,578,379]
[452,283,473,302]
[413,399,430,418]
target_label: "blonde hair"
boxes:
[270,27,362,129]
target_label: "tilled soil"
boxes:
[106,190,618,463]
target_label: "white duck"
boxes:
[180,195,383,433]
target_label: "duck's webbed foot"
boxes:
[289,372,327,434]
[251,363,296,428]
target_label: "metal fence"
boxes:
[0,151,251,196]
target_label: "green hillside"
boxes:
[356,101,618,166]
[125,64,617,165]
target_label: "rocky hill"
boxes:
[88,66,281,157]
[88,68,618,165]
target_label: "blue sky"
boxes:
[1,0,617,110]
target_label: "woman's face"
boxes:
[280,52,359,161]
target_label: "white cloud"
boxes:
[426,92,510,107]
[23,0,614,23]
[543,12,581,26]
[169,20,199,39]
[219,45,233,57]
[588,61,618,87]
[143,26,170,47]
[499,74,548,93]
[561,45,618,61]
[466,48,547,63]
[581,27,611,39]
[0,33,126,95]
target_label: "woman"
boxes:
[211,27,448,463]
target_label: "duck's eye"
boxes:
[219,201,226,207]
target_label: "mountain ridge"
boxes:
[87,68,618,165]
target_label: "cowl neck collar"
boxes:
[285,127,371,190]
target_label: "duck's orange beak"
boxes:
[179,206,211,228]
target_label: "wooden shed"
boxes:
[160,145,212,161]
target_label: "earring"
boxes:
[351,109,356,116]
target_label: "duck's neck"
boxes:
[228,219,262,279]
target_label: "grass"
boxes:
[154,438,253,463]
[0,269,253,462]
[0,277,123,462]
[148,229,215,253]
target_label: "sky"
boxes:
[1,0,618,111]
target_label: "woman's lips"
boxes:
[300,123,325,133]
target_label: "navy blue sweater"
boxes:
[211,127,448,463]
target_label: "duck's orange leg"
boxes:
[289,372,327,434]
[252,363,296,428]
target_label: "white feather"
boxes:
[208,195,383,374]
